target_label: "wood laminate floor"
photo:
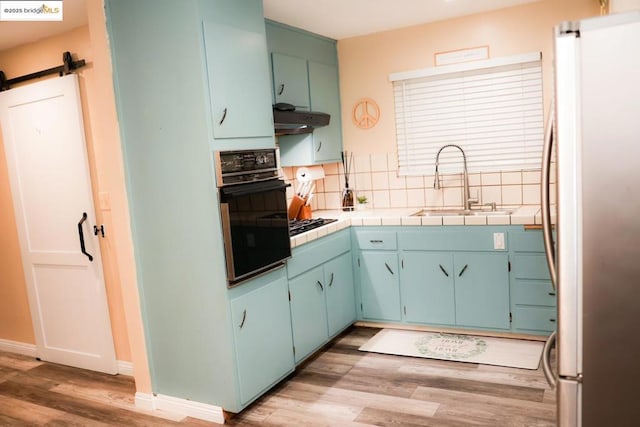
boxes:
[0,327,556,426]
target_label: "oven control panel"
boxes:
[214,149,279,186]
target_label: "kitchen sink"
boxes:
[411,208,513,217]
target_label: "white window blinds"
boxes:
[390,52,543,176]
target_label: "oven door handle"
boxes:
[220,179,290,198]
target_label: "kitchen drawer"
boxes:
[512,254,552,280]
[513,306,557,333]
[512,279,557,306]
[510,230,546,253]
[398,230,506,252]
[287,230,350,279]
[353,230,397,251]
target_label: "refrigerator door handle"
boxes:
[542,330,557,388]
[541,107,557,290]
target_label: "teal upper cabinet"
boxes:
[272,53,310,109]
[201,0,275,145]
[265,21,343,166]
[308,61,342,163]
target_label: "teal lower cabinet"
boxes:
[453,253,510,329]
[398,251,454,324]
[400,250,509,329]
[352,229,400,321]
[325,252,357,336]
[289,266,328,362]
[229,268,295,407]
[398,228,511,331]
[509,231,557,335]
[359,252,401,321]
[287,230,355,363]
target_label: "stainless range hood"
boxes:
[273,103,330,136]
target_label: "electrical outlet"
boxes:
[493,232,505,250]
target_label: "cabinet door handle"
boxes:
[385,262,394,275]
[549,318,556,322]
[316,280,324,291]
[278,83,285,95]
[438,264,449,277]
[549,292,557,296]
[239,309,247,329]
[328,273,334,287]
[219,107,228,125]
[369,239,383,243]
[458,264,468,277]
[316,141,322,152]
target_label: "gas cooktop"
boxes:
[289,218,338,237]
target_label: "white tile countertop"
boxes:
[290,205,554,248]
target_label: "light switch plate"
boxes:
[493,232,505,250]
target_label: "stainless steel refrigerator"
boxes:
[540,11,640,427]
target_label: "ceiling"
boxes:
[262,0,542,39]
[0,0,541,53]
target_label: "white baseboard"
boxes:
[117,360,134,376]
[135,392,225,424]
[0,338,37,357]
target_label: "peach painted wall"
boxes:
[0,119,34,343]
[337,0,601,155]
[0,1,151,393]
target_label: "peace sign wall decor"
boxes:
[352,98,380,129]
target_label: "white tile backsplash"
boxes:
[443,187,463,207]
[522,184,540,204]
[406,175,425,189]
[406,188,426,208]
[481,172,501,186]
[372,190,391,208]
[501,185,523,206]
[371,154,388,172]
[502,171,522,185]
[371,172,389,190]
[354,154,371,174]
[288,153,543,211]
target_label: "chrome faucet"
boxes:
[433,144,478,212]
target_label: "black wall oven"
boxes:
[215,149,291,285]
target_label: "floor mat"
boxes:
[359,329,544,369]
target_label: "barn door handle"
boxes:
[77,212,93,262]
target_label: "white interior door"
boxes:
[0,74,117,374]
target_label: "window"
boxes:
[390,52,543,176]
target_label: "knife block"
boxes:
[297,205,312,220]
